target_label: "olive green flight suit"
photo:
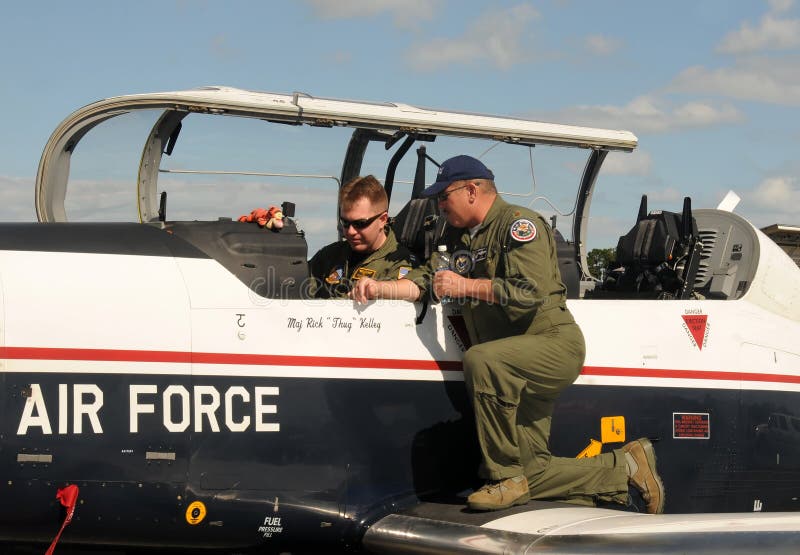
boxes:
[309,228,416,299]
[409,196,629,506]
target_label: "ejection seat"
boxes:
[607,195,703,299]
[389,145,446,263]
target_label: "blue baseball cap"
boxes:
[422,155,495,197]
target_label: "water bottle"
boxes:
[432,244,452,304]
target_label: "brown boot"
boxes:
[467,476,530,511]
[623,438,665,514]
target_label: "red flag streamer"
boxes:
[45,484,80,555]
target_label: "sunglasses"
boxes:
[339,211,385,230]
[436,183,476,202]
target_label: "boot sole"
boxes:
[468,492,531,512]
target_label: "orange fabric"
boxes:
[238,206,283,227]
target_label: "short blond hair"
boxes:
[339,175,388,212]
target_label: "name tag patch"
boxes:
[352,267,377,280]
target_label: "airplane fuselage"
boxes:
[1,220,799,551]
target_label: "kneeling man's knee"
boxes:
[463,345,492,387]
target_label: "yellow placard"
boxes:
[576,438,602,458]
[185,501,207,525]
[601,416,626,444]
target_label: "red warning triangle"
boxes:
[682,315,708,351]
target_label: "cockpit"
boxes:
[33,86,775,305]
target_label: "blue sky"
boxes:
[1,0,798,249]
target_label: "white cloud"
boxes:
[0,176,37,221]
[406,4,540,71]
[669,56,800,106]
[585,214,630,250]
[602,150,652,176]
[717,10,800,54]
[157,177,340,253]
[769,0,795,14]
[645,187,683,203]
[542,95,743,133]
[584,34,623,56]
[737,175,800,227]
[749,176,800,209]
[307,0,441,29]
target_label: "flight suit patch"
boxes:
[398,266,411,279]
[473,247,488,262]
[352,267,377,280]
[452,251,473,275]
[510,219,536,242]
[325,267,344,284]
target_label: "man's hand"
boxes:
[434,271,496,303]
[350,277,378,304]
[433,270,467,299]
[349,277,422,304]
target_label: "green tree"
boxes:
[587,248,616,276]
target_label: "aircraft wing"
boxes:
[363,502,800,554]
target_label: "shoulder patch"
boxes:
[325,266,344,284]
[398,266,411,279]
[510,218,537,242]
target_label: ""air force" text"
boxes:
[16,384,280,435]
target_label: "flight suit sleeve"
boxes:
[404,262,432,300]
[307,244,340,299]
[380,247,418,281]
[306,250,323,298]
[490,216,551,325]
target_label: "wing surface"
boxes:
[363,501,800,554]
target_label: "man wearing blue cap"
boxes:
[351,155,664,513]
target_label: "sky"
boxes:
[1,0,798,251]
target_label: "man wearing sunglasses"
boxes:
[351,155,664,515]
[308,175,416,299]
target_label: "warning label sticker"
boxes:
[673,412,710,439]
[185,501,207,525]
[682,313,709,351]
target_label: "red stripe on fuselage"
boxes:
[4,347,191,363]
[581,366,800,384]
[2,346,461,371]
[3,346,799,384]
